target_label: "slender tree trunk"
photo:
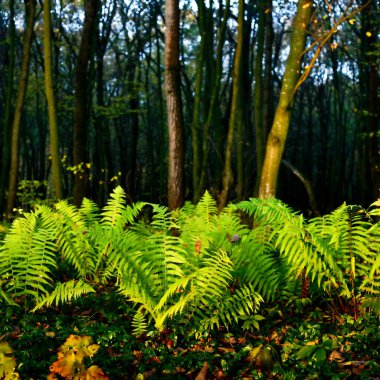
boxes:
[259,0,312,199]
[43,0,63,199]
[219,0,244,210]
[156,24,166,199]
[0,0,15,215]
[6,0,36,219]
[191,0,206,201]
[236,1,252,200]
[253,0,266,196]
[73,0,99,207]
[366,1,379,198]
[262,0,274,139]
[165,0,185,210]
[195,0,230,202]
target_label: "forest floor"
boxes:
[1,287,379,380]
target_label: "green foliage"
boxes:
[1,187,380,342]
[236,197,380,316]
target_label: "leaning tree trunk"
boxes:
[73,0,100,207]
[165,0,185,210]
[258,0,312,199]
[6,0,36,219]
[43,0,63,199]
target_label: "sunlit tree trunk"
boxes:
[73,0,100,207]
[219,0,244,209]
[259,0,312,199]
[0,0,15,215]
[43,0,63,199]
[6,0,36,219]
[165,0,185,210]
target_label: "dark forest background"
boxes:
[0,0,379,218]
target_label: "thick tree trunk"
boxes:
[219,0,244,210]
[165,0,185,210]
[6,0,36,219]
[44,0,63,199]
[259,0,312,199]
[73,0,100,207]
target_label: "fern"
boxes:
[32,280,95,311]
[197,284,263,330]
[101,186,127,227]
[131,309,149,336]
[0,211,57,301]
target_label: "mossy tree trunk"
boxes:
[165,0,185,210]
[6,0,36,219]
[43,0,63,200]
[259,0,312,199]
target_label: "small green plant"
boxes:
[48,335,108,380]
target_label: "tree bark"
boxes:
[6,0,36,219]
[259,0,312,199]
[219,0,244,210]
[191,0,206,201]
[0,0,15,215]
[253,0,266,196]
[165,0,185,210]
[73,0,100,207]
[195,0,230,203]
[44,0,63,199]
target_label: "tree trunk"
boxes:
[253,0,266,196]
[195,0,230,203]
[191,0,206,201]
[219,0,244,210]
[43,0,63,199]
[0,0,15,215]
[6,0,36,219]
[259,0,312,199]
[73,0,100,207]
[165,0,185,210]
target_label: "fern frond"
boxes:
[231,228,284,301]
[32,280,95,311]
[237,197,299,225]
[0,211,58,302]
[197,284,263,330]
[101,186,127,227]
[80,198,100,224]
[132,309,149,336]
